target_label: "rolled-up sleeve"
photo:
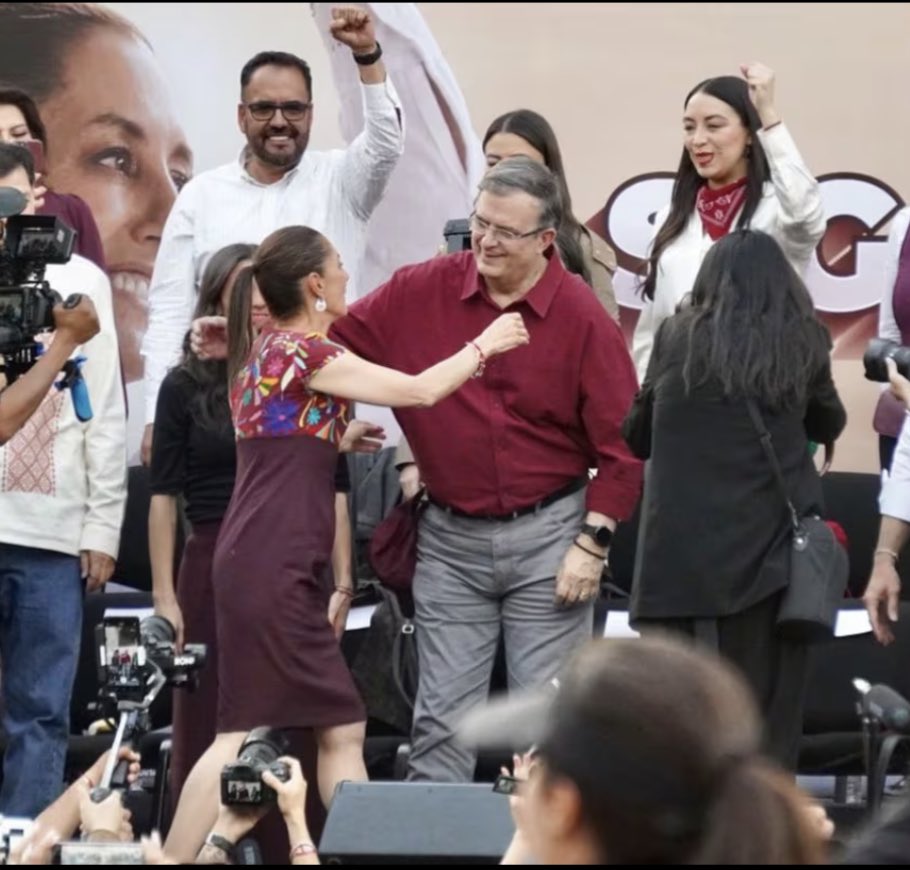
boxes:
[142,183,199,422]
[340,77,405,221]
[756,122,826,262]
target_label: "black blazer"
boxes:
[623,321,847,621]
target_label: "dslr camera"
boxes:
[863,338,910,383]
[0,185,76,382]
[221,727,291,807]
[95,614,207,709]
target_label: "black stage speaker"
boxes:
[319,782,514,864]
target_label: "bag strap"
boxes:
[382,588,416,710]
[745,399,801,533]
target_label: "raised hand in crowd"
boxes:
[262,757,320,865]
[739,61,780,128]
[329,6,377,54]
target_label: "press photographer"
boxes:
[0,142,127,819]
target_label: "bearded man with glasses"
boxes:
[142,5,403,467]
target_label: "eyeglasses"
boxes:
[469,212,545,243]
[244,101,313,122]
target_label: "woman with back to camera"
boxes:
[623,230,846,769]
[632,62,825,381]
[462,634,829,865]
[148,242,256,804]
[164,224,529,862]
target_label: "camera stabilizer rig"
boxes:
[89,615,206,805]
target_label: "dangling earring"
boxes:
[315,297,327,313]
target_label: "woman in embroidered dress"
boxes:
[632,62,825,381]
[164,225,529,862]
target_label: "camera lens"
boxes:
[140,614,176,646]
[238,727,289,767]
[862,338,910,383]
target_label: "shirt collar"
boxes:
[236,146,303,186]
[460,249,565,318]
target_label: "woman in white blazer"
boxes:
[633,63,825,382]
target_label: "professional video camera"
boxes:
[221,727,291,807]
[0,187,76,383]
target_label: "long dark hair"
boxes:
[482,109,591,284]
[227,267,257,384]
[0,86,47,146]
[253,225,328,319]
[642,76,770,301]
[674,230,829,411]
[181,243,255,430]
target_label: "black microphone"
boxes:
[854,679,910,732]
[0,187,27,219]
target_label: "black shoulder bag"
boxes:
[746,400,848,644]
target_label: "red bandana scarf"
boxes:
[696,178,748,240]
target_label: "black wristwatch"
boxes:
[579,523,613,549]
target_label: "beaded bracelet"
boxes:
[467,341,486,378]
[334,586,355,598]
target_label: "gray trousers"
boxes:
[407,488,592,782]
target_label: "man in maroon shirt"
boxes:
[331,157,642,782]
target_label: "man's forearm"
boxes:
[877,515,910,557]
[0,338,76,444]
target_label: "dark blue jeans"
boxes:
[0,544,82,816]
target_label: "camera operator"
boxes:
[865,357,910,644]
[0,143,127,818]
[0,294,99,443]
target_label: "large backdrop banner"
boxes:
[4,2,908,470]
